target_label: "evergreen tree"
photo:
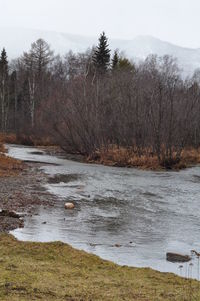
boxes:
[112,50,119,70]
[0,48,9,131]
[0,48,8,75]
[118,57,135,72]
[93,32,111,73]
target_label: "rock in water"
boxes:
[65,202,75,209]
[166,252,191,263]
[114,244,122,248]
[0,210,20,219]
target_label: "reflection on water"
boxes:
[7,144,200,279]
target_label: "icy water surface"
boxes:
[7,144,200,279]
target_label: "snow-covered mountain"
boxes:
[0,27,200,77]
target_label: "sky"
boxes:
[0,0,199,48]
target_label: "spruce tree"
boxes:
[118,57,135,73]
[93,32,111,73]
[0,48,9,131]
[118,57,132,69]
[112,50,119,70]
[0,48,8,78]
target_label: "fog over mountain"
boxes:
[1,27,200,77]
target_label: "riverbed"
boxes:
[7,144,200,279]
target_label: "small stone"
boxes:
[65,202,75,209]
[114,244,122,248]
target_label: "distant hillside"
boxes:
[0,27,200,77]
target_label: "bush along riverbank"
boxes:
[2,132,200,170]
[87,145,200,170]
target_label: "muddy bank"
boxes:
[0,162,56,233]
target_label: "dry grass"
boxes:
[88,146,200,170]
[88,146,163,170]
[0,132,54,177]
[0,132,54,147]
[0,143,6,153]
[0,154,24,177]
[0,234,199,301]
[181,148,200,165]
[0,134,24,177]
[0,133,18,145]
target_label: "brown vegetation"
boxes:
[0,134,24,177]
[0,132,53,146]
[0,154,24,177]
[1,35,200,170]
[0,133,17,145]
[42,53,200,170]
[88,145,200,170]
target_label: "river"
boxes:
[7,144,200,279]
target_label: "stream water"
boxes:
[7,144,200,279]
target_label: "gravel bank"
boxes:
[0,162,56,232]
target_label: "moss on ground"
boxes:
[0,235,199,301]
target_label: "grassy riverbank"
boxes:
[0,235,199,301]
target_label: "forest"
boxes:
[1,32,200,169]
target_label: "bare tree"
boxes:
[22,39,53,128]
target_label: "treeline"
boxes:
[1,32,200,167]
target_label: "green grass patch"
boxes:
[0,234,199,300]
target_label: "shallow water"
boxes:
[7,144,200,279]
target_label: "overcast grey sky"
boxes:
[0,0,199,48]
